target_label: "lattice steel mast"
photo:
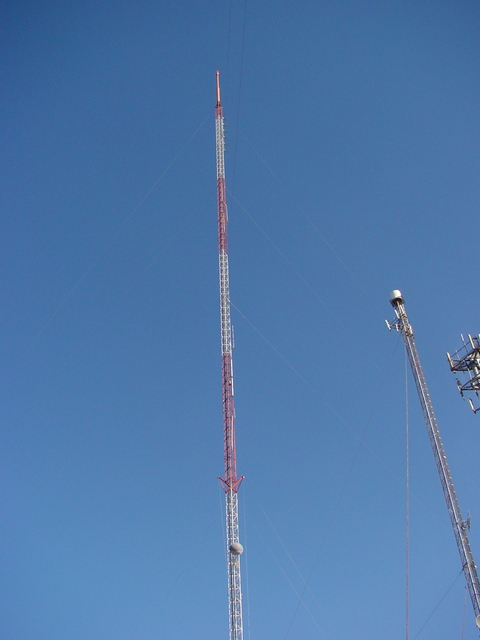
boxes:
[387,290,480,631]
[215,70,244,640]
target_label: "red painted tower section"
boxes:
[215,70,244,640]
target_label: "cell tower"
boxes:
[215,70,244,640]
[447,335,480,413]
[387,290,480,631]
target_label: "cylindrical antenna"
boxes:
[216,70,221,106]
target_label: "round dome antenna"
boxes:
[390,289,404,306]
[229,543,244,556]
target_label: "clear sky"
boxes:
[2,1,480,638]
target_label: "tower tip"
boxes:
[390,289,404,307]
[216,70,221,106]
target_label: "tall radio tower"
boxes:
[387,290,480,631]
[215,70,244,640]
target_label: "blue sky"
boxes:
[2,1,480,638]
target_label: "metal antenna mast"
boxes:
[387,290,480,631]
[215,70,244,640]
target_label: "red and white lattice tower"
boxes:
[215,70,244,640]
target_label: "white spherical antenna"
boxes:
[229,542,244,556]
[390,289,403,302]
[476,614,480,629]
